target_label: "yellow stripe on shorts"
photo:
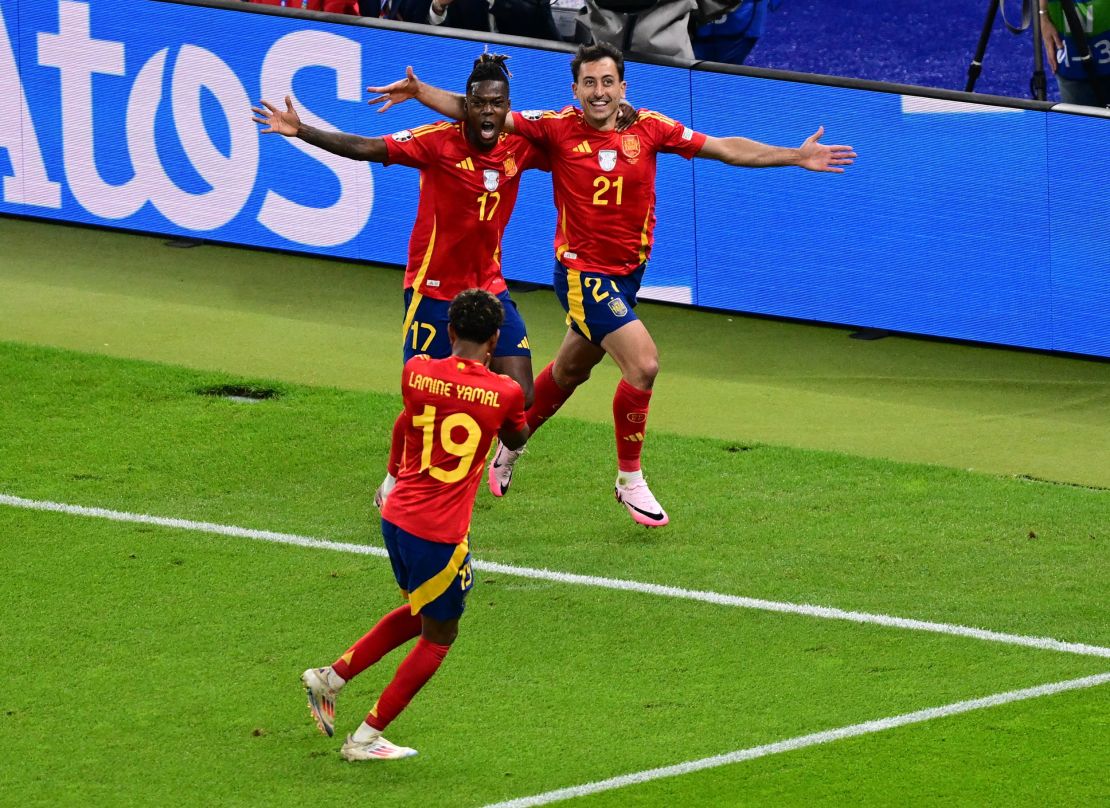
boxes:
[565,268,592,341]
[408,539,470,615]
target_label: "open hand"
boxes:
[251,96,300,137]
[367,65,421,113]
[615,99,640,131]
[797,126,856,173]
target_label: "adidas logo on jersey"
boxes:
[516,337,530,349]
[455,157,475,170]
[572,141,592,154]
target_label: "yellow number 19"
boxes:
[412,405,481,483]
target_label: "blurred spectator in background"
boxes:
[582,0,741,59]
[376,0,562,39]
[693,0,780,65]
[249,0,360,13]
[1039,0,1110,107]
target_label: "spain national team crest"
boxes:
[608,298,628,317]
[483,169,499,192]
[620,134,641,159]
[598,149,618,172]
[503,154,518,178]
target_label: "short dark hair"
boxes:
[467,53,511,95]
[449,289,504,343]
[570,42,624,82]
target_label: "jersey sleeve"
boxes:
[642,111,708,159]
[383,123,447,168]
[509,109,559,150]
[499,378,528,433]
[519,136,552,173]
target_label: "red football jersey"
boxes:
[511,107,707,276]
[382,354,527,543]
[384,123,549,300]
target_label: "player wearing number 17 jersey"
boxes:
[368,44,855,527]
[253,54,546,508]
[299,290,528,761]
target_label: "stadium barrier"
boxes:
[2,0,1107,357]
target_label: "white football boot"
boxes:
[341,731,418,761]
[301,666,344,737]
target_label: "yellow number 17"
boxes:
[477,191,501,221]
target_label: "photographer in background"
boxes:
[583,0,741,58]
[693,0,781,65]
[1039,0,1110,107]
[399,0,561,38]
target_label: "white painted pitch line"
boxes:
[482,672,1110,808]
[3,493,1109,660]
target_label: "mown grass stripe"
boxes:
[4,492,1109,659]
[482,672,1110,808]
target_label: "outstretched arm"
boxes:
[697,126,855,173]
[367,66,477,126]
[252,96,389,163]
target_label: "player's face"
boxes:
[464,80,510,151]
[572,58,626,130]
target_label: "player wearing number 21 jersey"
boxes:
[510,106,705,276]
[298,290,528,761]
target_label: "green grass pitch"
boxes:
[0,217,1108,805]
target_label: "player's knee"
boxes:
[421,617,459,646]
[627,357,659,389]
[554,364,590,389]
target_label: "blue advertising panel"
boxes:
[691,73,1055,349]
[1045,111,1110,358]
[1,0,1107,357]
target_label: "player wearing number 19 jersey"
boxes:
[299,290,528,761]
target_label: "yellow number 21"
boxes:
[592,175,624,206]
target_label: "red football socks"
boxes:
[613,378,652,473]
[331,605,422,681]
[526,362,576,434]
[366,637,451,731]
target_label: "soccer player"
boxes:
[299,289,529,760]
[252,54,545,507]
[367,44,855,527]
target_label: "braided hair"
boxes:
[466,52,512,94]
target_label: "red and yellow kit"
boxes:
[511,107,707,276]
[382,354,527,543]
[384,123,549,300]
